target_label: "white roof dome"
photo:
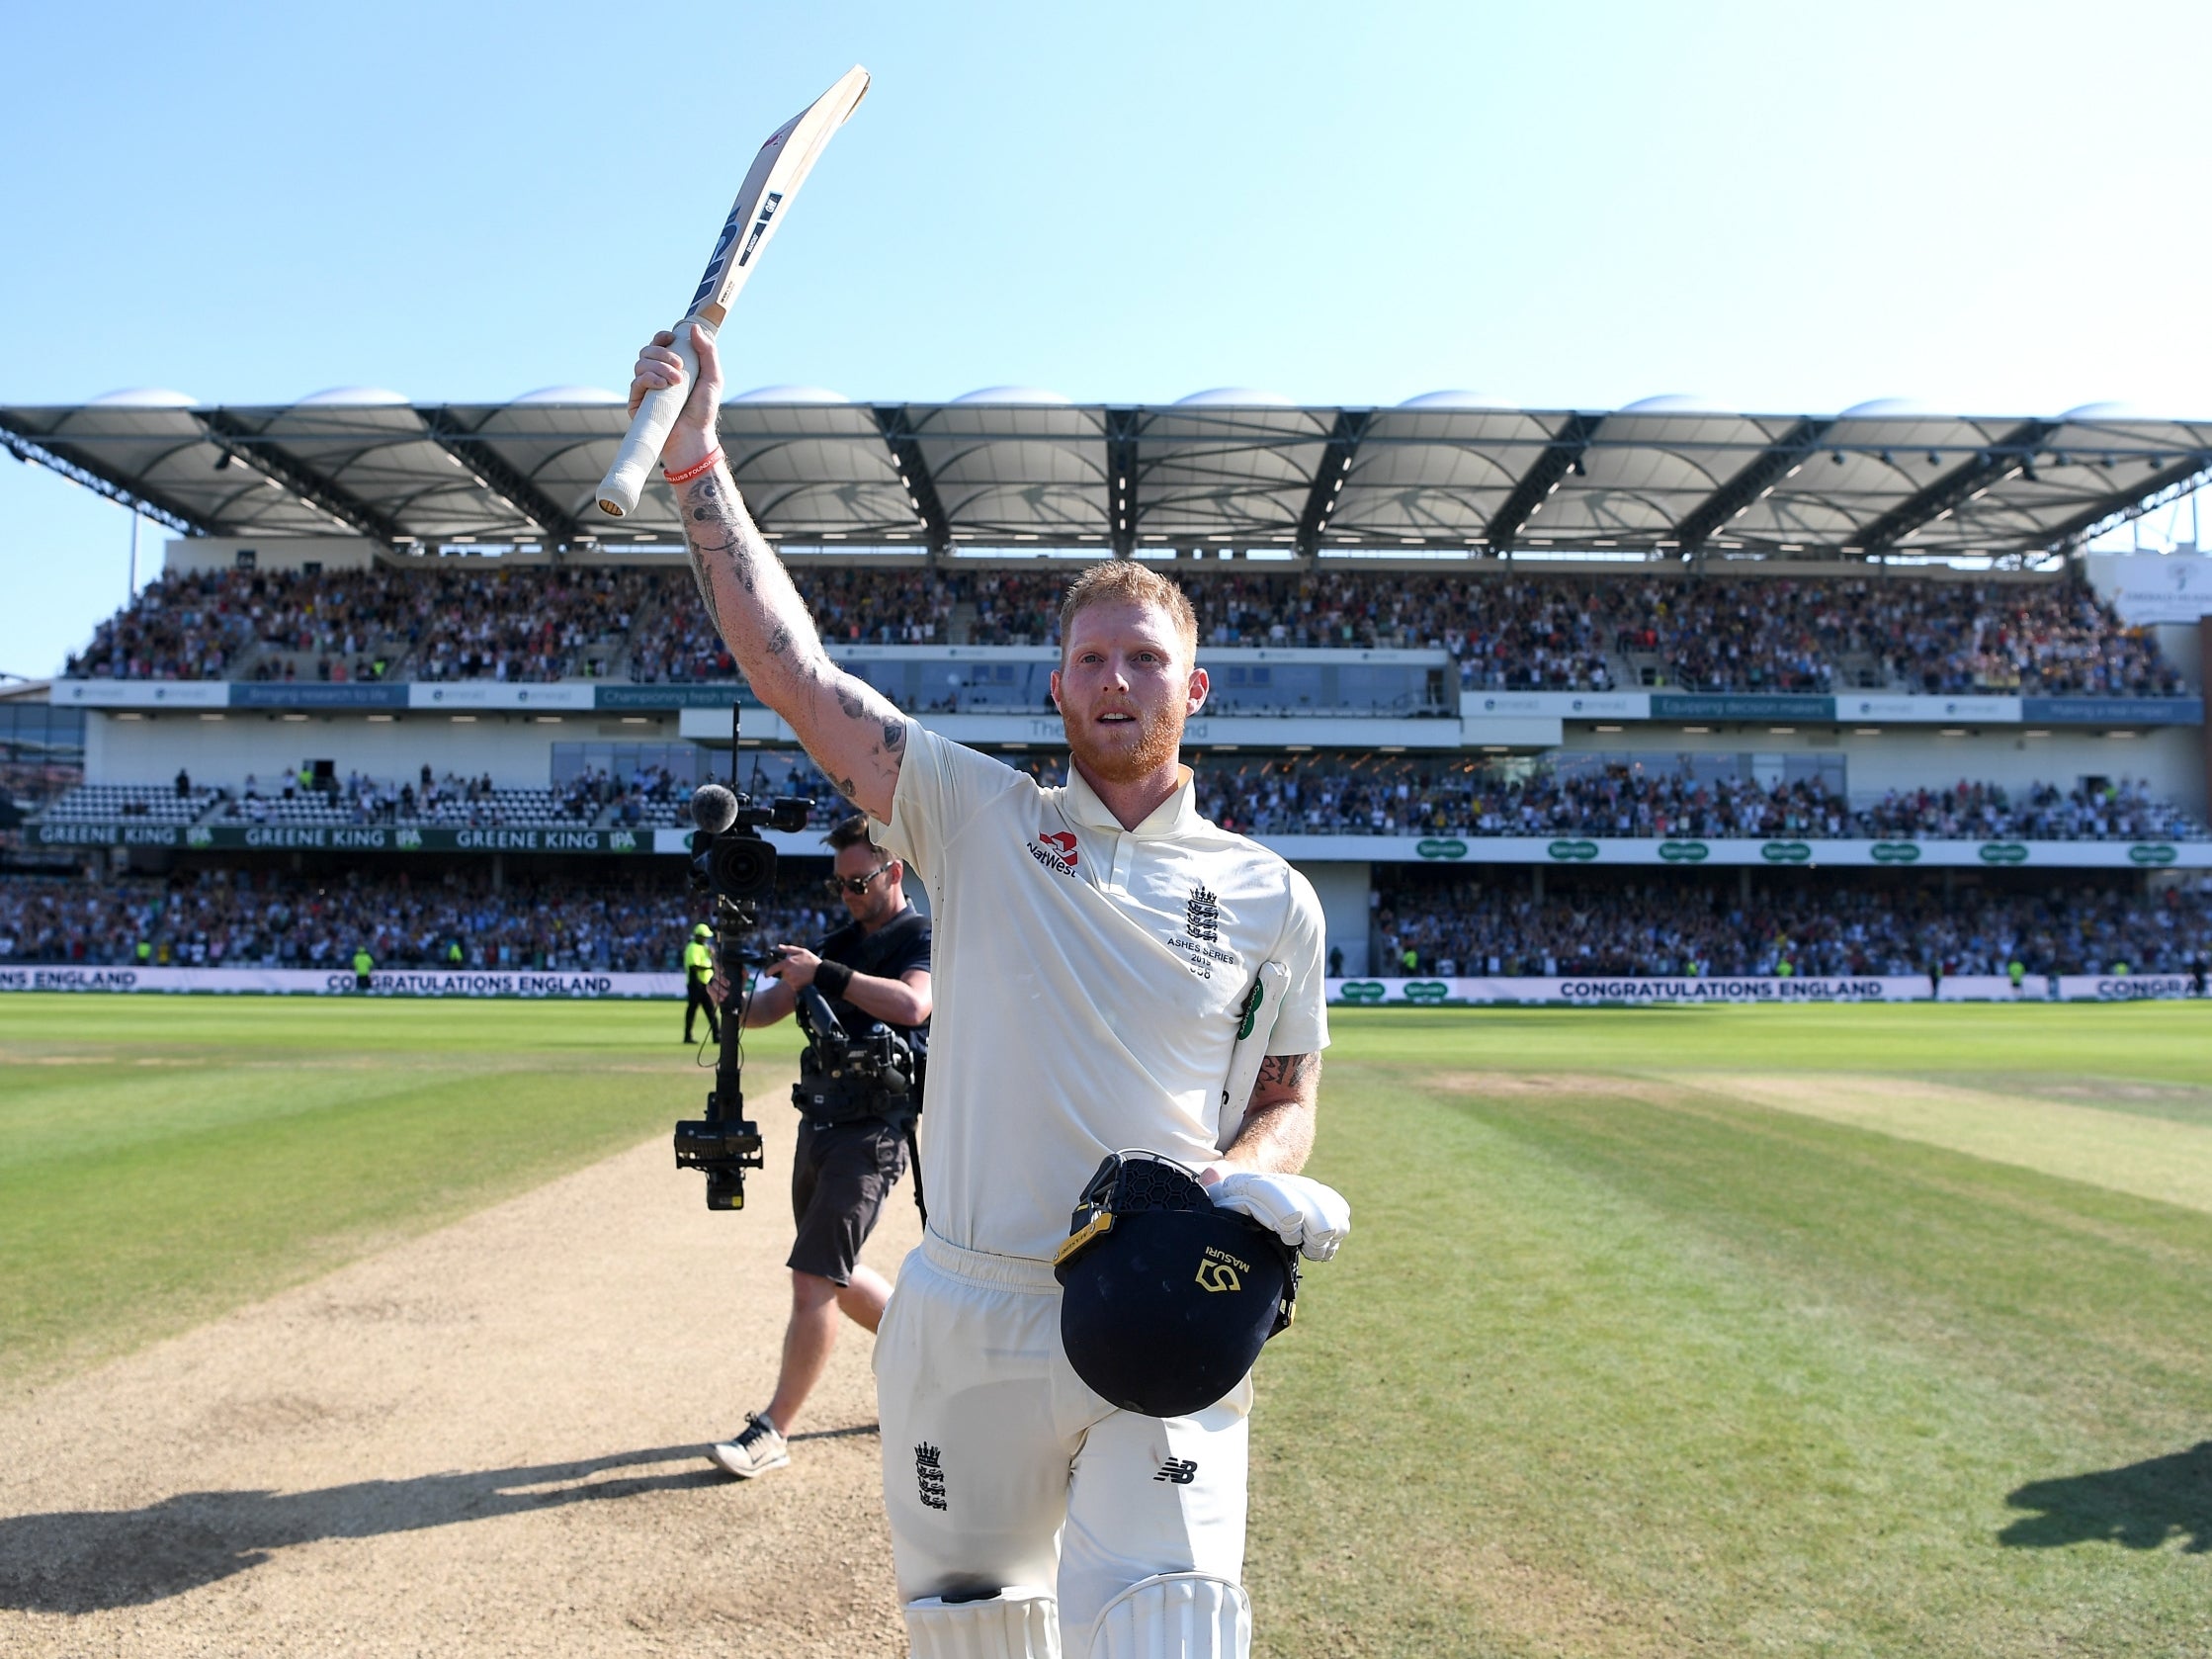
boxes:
[1838,397,1942,419]
[949,386,1072,405]
[728,385,851,404]
[86,389,197,408]
[294,387,410,407]
[1396,391,1510,410]
[512,385,625,405]
[2061,400,2149,422]
[1173,388,1295,407]
[1617,393,1722,414]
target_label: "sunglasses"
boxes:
[823,861,893,897]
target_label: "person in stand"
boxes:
[682,921,720,1043]
[705,813,932,1480]
[632,323,1348,1659]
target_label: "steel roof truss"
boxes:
[2050,452,2212,553]
[1296,408,1371,556]
[1851,419,2060,554]
[194,409,403,544]
[871,406,952,555]
[421,408,582,546]
[1670,416,1835,558]
[1104,408,1142,556]
[0,416,212,536]
[1485,412,1604,551]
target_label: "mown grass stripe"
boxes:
[1250,1048,2212,1657]
[1679,1071,2212,1214]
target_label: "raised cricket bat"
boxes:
[595,64,871,518]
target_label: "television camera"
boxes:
[793,984,920,1123]
[670,770,812,1211]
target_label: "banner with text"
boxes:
[1324,975,2201,1004]
[0,966,686,998]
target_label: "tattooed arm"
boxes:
[1219,1051,1321,1176]
[629,323,907,823]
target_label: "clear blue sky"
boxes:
[3,0,2206,677]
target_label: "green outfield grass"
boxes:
[1251,1004,2212,1657]
[4,996,2209,1653]
[0,994,803,1389]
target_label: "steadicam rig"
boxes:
[671,709,813,1211]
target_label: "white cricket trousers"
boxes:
[875,1229,1252,1637]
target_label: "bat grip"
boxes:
[596,319,716,518]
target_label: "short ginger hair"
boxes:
[1058,561,1199,662]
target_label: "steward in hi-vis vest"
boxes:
[682,922,719,1044]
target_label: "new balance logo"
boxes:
[1153,1458,1199,1485]
[915,1441,948,1511]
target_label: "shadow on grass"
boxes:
[1999,1441,2212,1552]
[0,1442,726,1612]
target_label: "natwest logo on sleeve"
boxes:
[1028,829,1081,877]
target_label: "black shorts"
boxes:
[788,1118,908,1285]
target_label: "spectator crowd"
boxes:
[33,752,2203,845]
[8,863,2206,984]
[0,867,846,975]
[1189,755,2203,842]
[63,564,2186,699]
[1375,875,2212,980]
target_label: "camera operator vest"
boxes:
[793,907,931,1128]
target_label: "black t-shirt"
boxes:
[816,906,931,1050]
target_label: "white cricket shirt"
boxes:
[876,722,1329,1262]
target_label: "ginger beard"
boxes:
[1065,687,1186,784]
[1052,600,1204,788]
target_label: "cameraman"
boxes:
[706,813,931,1480]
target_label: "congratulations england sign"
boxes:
[0,967,686,999]
[1324,976,2201,1005]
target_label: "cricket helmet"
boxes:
[1053,1152,1297,1418]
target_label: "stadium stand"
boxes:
[51,564,2188,699]
[1188,754,2205,841]
[12,393,2207,1002]
[39,782,223,824]
[9,863,2204,980]
[0,868,843,973]
[213,777,592,830]
[1374,872,2212,979]
[27,755,2206,843]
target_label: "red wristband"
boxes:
[662,449,723,485]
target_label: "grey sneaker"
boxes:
[709,1414,790,1479]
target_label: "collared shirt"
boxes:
[877,721,1328,1261]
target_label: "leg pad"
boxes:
[1085,1573,1250,1659]
[904,1586,1061,1659]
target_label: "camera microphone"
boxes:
[691,784,740,833]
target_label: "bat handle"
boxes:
[596,318,716,518]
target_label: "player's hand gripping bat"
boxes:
[595,64,871,519]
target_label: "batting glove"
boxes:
[1208,1172,1351,1262]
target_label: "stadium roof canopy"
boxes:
[4,393,2206,566]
